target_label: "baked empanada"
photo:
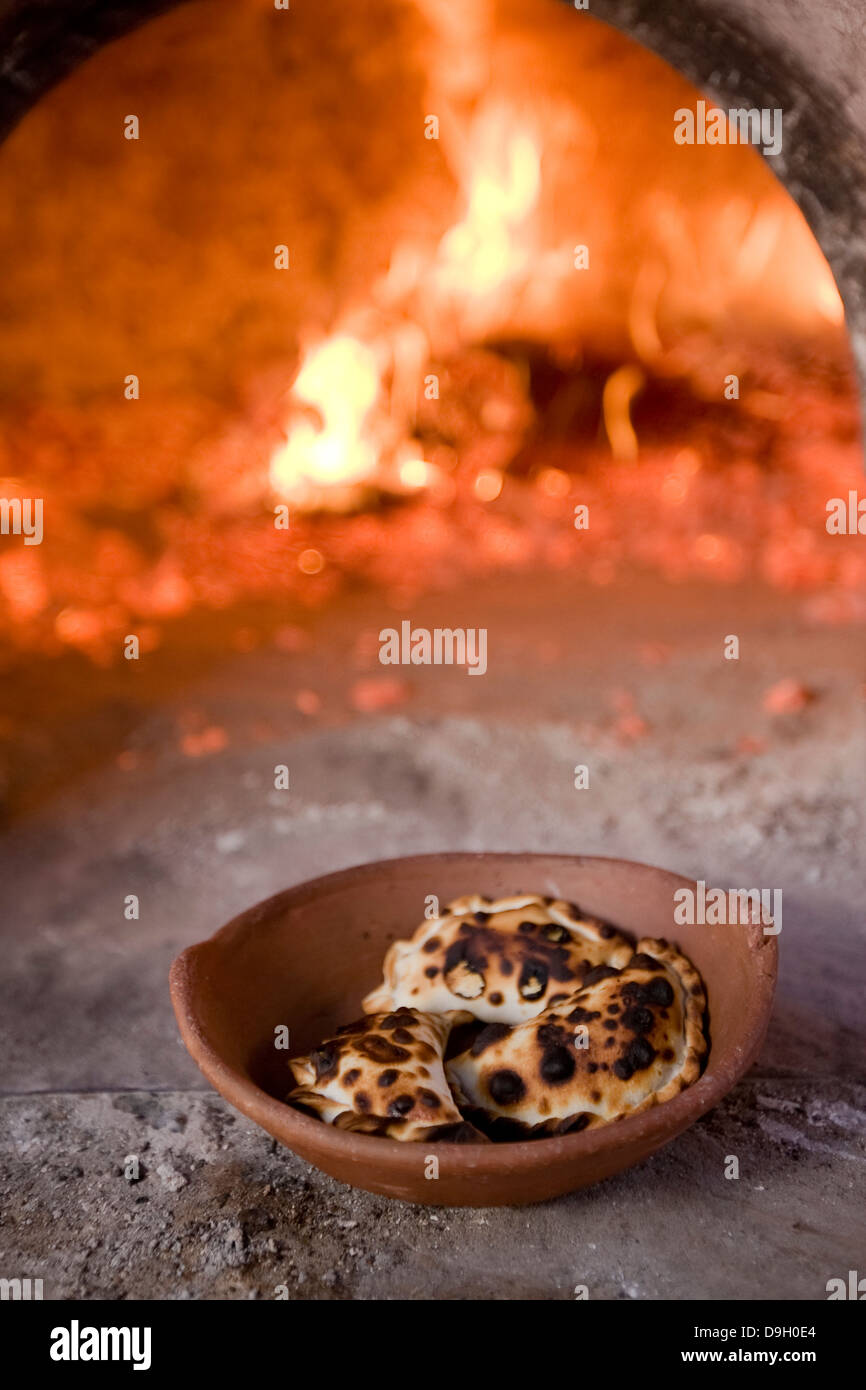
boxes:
[363,893,634,1024]
[447,938,707,1137]
[286,1005,487,1142]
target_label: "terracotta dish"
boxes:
[170,853,777,1205]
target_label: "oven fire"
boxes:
[0,0,861,669]
[268,104,551,509]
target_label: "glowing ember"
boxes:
[399,458,434,488]
[474,468,504,501]
[298,548,326,575]
[180,726,229,758]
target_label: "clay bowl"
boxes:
[170,852,777,1206]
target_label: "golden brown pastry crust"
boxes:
[286,1006,488,1142]
[447,937,708,1137]
[363,893,635,1024]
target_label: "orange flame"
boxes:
[270,336,382,502]
[437,106,541,297]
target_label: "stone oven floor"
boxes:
[1,570,864,1299]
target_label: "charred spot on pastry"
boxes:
[605,1036,615,1048]
[358,1035,412,1065]
[536,1021,569,1047]
[613,1056,634,1080]
[337,1111,387,1134]
[379,1011,414,1031]
[488,1068,526,1106]
[489,991,503,1006]
[355,1090,371,1112]
[378,1068,399,1088]
[542,922,568,943]
[548,992,569,1006]
[422,937,441,953]
[603,1018,618,1031]
[546,945,581,983]
[645,977,675,1007]
[691,982,703,996]
[443,937,488,998]
[591,1089,601,1103]
[540,1044,576,1085]
[473,911,490,924]
[607,1003,620,1014]
[417,1088,441,1109]
[626,1036,656,1071]
[588,1061,598,1073]
[424,966,438,979]
[629,952,664,972]
[342,1067,361,1085]
[387,1093,415,1117]
[614,1036,657,1080]
[582,963,620,987]
[427,1120,487,1143]
[392,1027,414,1044]
[445,958,486,998]
[311,1041,340,1080]
[517,920,536,934]
[622,975,673,1013]
[519,959,548,999]
[599,924,617,939]
[558,1112,590,1133]
[568,1005,601,1024]
[487,1115,531,1141]
[621,1004,654,1034]
[662,1047,674,1061]
[336,1017,370,1036]
[500,957,514,976]
[471,1022,511,1055]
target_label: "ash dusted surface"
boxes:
[0,570,864,1298]
[1,1080,864,1300]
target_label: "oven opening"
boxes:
[0,0,861,800]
